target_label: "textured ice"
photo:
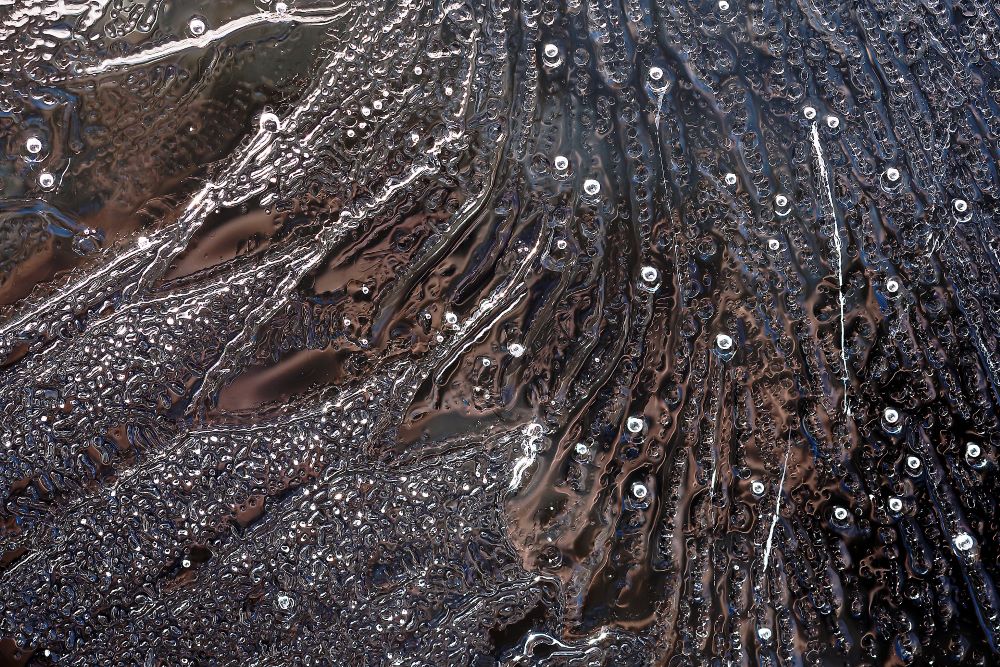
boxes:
[2,0,1000,665]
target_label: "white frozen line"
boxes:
[761,443,789,575]
[810,122,851,417]
[510,424,545,491]
[82,7,349,75]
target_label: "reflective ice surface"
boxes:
[2,0,1000,665]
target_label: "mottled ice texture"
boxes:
[1,0,1000,665]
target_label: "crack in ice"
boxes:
[762,441,790,575]
[810,122,851,417]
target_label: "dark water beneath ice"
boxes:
[1,0,1000,665]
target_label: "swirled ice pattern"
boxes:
[2,0,1000,665]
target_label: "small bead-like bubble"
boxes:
[277,594,295,610]
[648,66,664,81]
[724,172,737,185]
[883,407,899,424]
[774,194,788,208]
[757,628,772,641]
[182,559,191,568]
[751,480,765,496]
[508,342,525,357]
[25,137,42,154]
[966,442,982,459]
[631,482,648,499]
[543,43,559,59]
[768,239,780,251]
[641,266,659,283]
[716,333,734,350]
[554,155,569,171]
[38,172,55,189]
[188,16,207,36]
[953,198,969,213]
[832,506,849,521]
[274,2,288,12]
[718,0,730,10]
[826,115,840,129]
[259,112,280,132]
[803,106,817,119]
[906,455,921,470]
[626,416,644,433]
[583,179,601,195]
[444,311,458,325]
[886,278,899,293]
[888,497,903,512]
[885,167,900,182]
[954,532,975,552]
[575,442,589,455]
